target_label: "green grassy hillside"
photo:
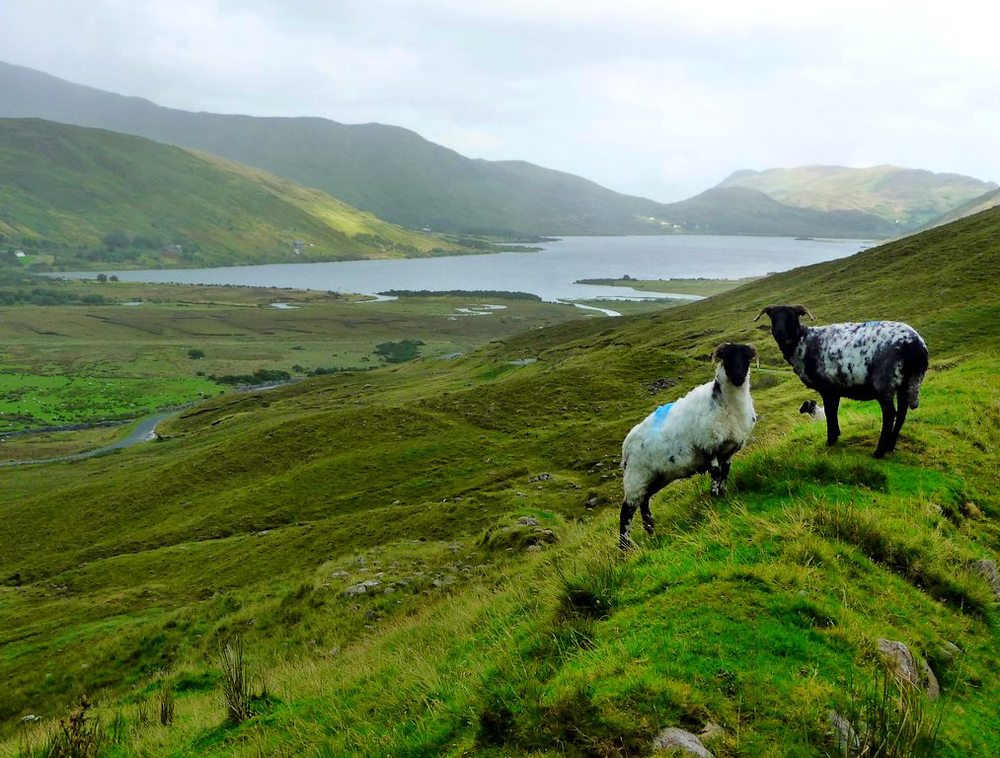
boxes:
[0,118,460,269]
[1,209,997,756]
[719,165,997,230]
[917,188,1000,232]
[2,62,896,239]
[663,186,896,237]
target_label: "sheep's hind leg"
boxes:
[874,396,896,458]
[619,500,639,550]
[639,494,655,536]
[888,387,909,452]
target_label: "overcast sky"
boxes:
[2,0,999,201]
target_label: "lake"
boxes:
[65,235,869,302]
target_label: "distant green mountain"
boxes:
[0,61,897,239]
[660,186,897,237]
[718,164,997,230]
[916,187,1000,231]
[0,118,459,269]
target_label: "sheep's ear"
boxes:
[747,343,758,358]
[794,304,815,320]
[711,343,729,361]
[753,305,775,322]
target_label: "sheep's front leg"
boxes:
[709,456,725,497]
[822,393,841,446]
[718,458,732,495]
[619,500,638,550]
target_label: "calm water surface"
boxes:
[66,235,869,302]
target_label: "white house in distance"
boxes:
[14,250,26,258]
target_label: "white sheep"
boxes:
[799,399,825,421]
[755,304,928,458]
[620,343,758,549]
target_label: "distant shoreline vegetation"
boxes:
[575,275,762,297]
[378,289,543,301]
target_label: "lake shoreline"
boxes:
[47,235,870,305]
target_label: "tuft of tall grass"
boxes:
[553,539,626,622]
[219,637,252,725]
[158,680,175,726]
[838,663,943,757]
[21,696,105,758]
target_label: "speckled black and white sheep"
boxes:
[619,343,757,549]
[755,304,928,458]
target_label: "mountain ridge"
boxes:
[0,117,459,268]
[1,60,901,239]
[718,164,996,229]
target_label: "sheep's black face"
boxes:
[760,305,808,349]
[799,399,817,414]
[715,343,756,387]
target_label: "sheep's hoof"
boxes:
[873,448,887,459]
[826,437,839,446]
[619,534,637,552]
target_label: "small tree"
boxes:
[96,273,108,283]
[187,348,205,360]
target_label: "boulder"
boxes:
[827,710,859,757]
[877,639,938,699]
[652,727,714,757]
[972,559,1000,598]
[344,579,380,596]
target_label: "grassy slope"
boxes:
[719,165,997,230]
[1,210,998,755]
[2,62,896,239]
[663,186,896,237]
[916,187,1000,232]
[0,118,458,267]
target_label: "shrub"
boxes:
[373,340,425,363]
[39,695,105,758]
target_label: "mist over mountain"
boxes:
[1,61,904,239]
[718,165,996,230]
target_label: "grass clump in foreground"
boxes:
[837,663,944,758]
[0,208,997,755]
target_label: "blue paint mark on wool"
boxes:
[652,402,674,430]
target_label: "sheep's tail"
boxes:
[901,338,929,410]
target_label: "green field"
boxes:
[0,278,602,435]
[0,209,998,756]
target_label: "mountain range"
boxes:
[718,165,997,229]
[0,118,457,268]
[4,60,985,240]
